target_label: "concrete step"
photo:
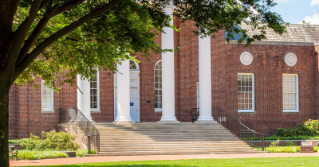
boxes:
[91,122,256,156]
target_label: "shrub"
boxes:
[17,150,68,160]
[9,139,22,144]
[76,149,97,157]
[285,141,295,146]
[270,139,280,147]
[265,146,300,153]
[20,131,80,150]
[274,119,319,137]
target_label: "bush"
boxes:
[20,131,80,150]
[265,146,300,153]
[76,149,97,157]
[9,139,22,144]
[17,150,68,160]
[285,141,295,146]
[274,119,319,137]
[269,139,280,147]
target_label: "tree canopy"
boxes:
[0,0,286,166]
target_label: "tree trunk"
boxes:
[0,79,10,167]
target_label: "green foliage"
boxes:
[269,139,280,147]
[285,141,294,146]
[19,131,79,150]
[8,139,22,144]
[11,0,287,91]
[17,150,68,160]
[75,149,97,157]
[243,136,319,140]
[274,119,319,137]
[262,146,300,153]
[257,146,319,153]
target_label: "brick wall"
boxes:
[8,19,319,139]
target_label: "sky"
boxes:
[273,0,319,24]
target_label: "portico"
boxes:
[76,7,215,123]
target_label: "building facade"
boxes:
[8,9,319,139]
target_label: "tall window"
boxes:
[238,73,254,112]
[90,71,99,111]
[196,82,199,110]
[283,74,298,112]
[41,81,54,111]
[155,60,162,111]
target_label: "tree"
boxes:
[0,0,285,166]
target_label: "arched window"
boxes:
[130,60,139,71]
[154,60,162,111]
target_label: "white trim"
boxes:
[240,51,253,65]
[155,108,162,112]
[41,81,54,112]
[238,73,255,113]
[90,70,100,112]
[282,74,299,112]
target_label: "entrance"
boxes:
[114,61,140,122]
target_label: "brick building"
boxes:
[8,16,319,139]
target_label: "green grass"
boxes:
[21,157,319,167]
[256,146,319,153]
[17,150,68,160]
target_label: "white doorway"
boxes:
[114,61,140,122]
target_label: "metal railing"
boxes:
[59,107,100,153]
[212,106,265,151]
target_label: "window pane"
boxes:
[155,61,162,109]
[90,72,99,109]
[238,74,253,111]
[283,74,298,111]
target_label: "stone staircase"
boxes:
[89,122,260,156]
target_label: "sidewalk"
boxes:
[10,153,319,166]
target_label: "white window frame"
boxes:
[154,60,162,112]
[237,73,255,112]
[41,81,54,112]
[90,70,100,112]
[196,82,199,111]
[282,74,299,112]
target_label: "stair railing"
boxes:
[59,107,100,153]
[212,106,265,151]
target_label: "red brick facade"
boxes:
[8,20,319,139]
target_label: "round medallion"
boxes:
[240,51,253,65]
[285,52,297,66]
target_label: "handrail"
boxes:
[59,107,100,153]
[212,106,265,151]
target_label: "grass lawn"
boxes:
[22,156,319,167]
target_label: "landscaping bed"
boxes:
[256,146,319,153]
[9,131,96,160]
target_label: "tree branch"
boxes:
[5,0,42,69]
[14,0,125,79]
[40,0,53,9]
[16,0,85,65]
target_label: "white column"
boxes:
[77,75,93,121]
[114,59,134,123]
[159,7,178,122]
[197,35,214,122]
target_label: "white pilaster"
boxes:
[114,59,134,123]
[197,35,214,122]
[77,75,93,121]
[159,7,178,122]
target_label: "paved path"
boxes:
[10,153,319,166]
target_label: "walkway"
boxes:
[10,153,319,166]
